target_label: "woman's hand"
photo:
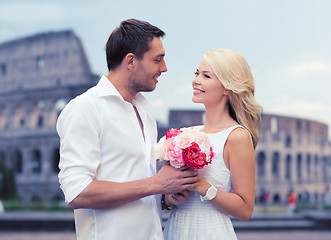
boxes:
[165,190,191,207]
[189,178,212,196]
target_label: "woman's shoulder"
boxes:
[227,126,252,146]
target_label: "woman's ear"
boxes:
[224,89,231,96]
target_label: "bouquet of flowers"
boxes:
[155,127,215,170]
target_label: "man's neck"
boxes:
[106,71,136,103]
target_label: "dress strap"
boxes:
[193,124,253,148]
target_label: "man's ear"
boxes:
[124,53,135,70]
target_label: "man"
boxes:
[57,19,198,240]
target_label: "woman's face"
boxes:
[192,60,228,106]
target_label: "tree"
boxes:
[0,163,17,200]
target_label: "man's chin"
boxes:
[142,88,156,93]
[142,85,157,92]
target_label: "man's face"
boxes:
[128,37,167,93]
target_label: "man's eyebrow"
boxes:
[155,53,165,58]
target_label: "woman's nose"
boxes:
[192,76,201,85]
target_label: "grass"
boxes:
[2,200,330,212]
[253,203,331,216]
[1,199,72,211]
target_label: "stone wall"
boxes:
[0,30,98,203]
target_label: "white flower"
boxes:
[154,136,166,160]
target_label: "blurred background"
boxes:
[0,0,330,239]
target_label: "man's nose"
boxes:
[160,60,167,73]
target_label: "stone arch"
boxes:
[298,193,302,202]
[257,151,266,178]
[31,194,42,202]
[0,106,8,130]
[271,117,278,133]
[52,148,60,173]
[285,135,292,148]
[53,194,64,203]
[314,192,319,203]
[306,153,311,180]
[0,151,5,165]
[273,193,281,203]
[322,156,328,182]
[314,155,319,180]
[285,154,292,180]
[36,56,45,71]
[31,149,42,174]
[302,191,310,203]
[272,151,280,178]
[297,153,302,180]
[12,105,25,128]
[29,101,45,128]
[49,99,67,126]
[11,150,23,173]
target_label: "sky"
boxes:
[1,0,331,139]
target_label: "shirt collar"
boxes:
[95,75,147,107]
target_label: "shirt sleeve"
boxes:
[56,95,101,204]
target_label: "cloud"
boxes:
[288,61,331,77]
[149,99,164,108]
[174,83,192,95]
[0,1,98,26]
[0,2,65,23]
[269,100,331,121]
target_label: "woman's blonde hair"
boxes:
[202,49,263,148]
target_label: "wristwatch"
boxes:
[161,194,176,210]
[200,185,217,201]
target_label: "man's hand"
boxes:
[155,162,200,194]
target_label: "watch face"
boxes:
[206,185,217,200]
[209,187,217,196]
[200,185,217,201]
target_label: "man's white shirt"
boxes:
[57,75,163,240]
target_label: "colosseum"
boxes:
[0,30,98,203]
[256,114,331,205]
[0,30,330,206]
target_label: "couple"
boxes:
[57,19,262,240]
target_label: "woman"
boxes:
[163,49,262,240]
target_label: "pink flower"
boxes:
[182,142,207,170]
[164,138,184,168]
[209,147,215,161]
[175,132,192,148]
[155,127,214,170]
[165,128,182,139]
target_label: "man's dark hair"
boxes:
[105,19,165,71]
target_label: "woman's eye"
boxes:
[194,71,198,76]
[204,74,211,79]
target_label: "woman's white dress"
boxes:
[164,125,244,240]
